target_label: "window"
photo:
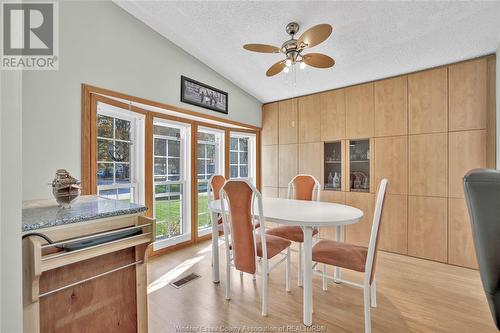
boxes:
[197,128,224,235]
[96,102,144,203]
[229,133,256,183]
[153,119,191,248]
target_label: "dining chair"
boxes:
[266,174,321,286]
[312,178,388,333]
[208,174,226,237]
[219,179,291,316]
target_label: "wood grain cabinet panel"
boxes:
[408,67,448,134]
[449,58,487,131]
[298,142,322,184]
[375,76,408,137]
[379,194,407,255]
[486,56,497,168]
[262,187,278,198]
[346,83,374,139]
[408,196,447,263]
[320,89,346,141]
[298,95,321,143]
[320,191,346,240]
[278,99,298,144]
[448,198,478,269]
[278,144,297,187]
[409,133,447,197]
[374,136,408,195]
[345,192,374,246]
[448,130,486,198]
[278,188,289,199]
[262,145,278,187]
[262,102,278,145]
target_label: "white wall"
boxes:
[22,1,262,200]
[0,71,23,332]
[497,40,500,168]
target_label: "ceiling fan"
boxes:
[243,22,335,77]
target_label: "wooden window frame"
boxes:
[82,84,261,256]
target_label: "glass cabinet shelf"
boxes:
[349,139,370,192]
[324,141,342,191]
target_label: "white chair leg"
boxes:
[298,243,303,287]
[370,279,377,308]
[364,281,372,333]
[322,264,328,291]
[253,274,257,281]
[262,261,269,316]
[240,271,243,278]
[225,259,231,300]
[286,247,291,292]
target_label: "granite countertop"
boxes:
[22,195,148,232]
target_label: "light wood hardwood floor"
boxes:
[147,240,497,332]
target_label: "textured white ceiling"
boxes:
[115,1,500,103]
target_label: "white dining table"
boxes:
[208,197,364,326]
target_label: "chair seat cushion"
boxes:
[256,234,291,259]
[312,239,367,272]
[266,225,318,243]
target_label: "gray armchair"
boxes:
[463,168,500,330]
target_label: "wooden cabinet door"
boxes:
[278,187,289,198]
[409,133,447,197]
[320,89,345,141]
[262,187,278,198]
[298,95,321,143]
[262,145,278,187]
[278,144,297,187]
[378,194,407,255]
[408,67,448,134]
[319,191,346,240]
[448,130,486,198]
[346,83,374,139]
[408,196,447,263]
[278,99,298,144]
[375,76,408,137]
[298,142,322,183]
[449,58,487,131]
[345,192,374,246]
[262,102,278,145]
[374,136,408,195]
[448,198,478,269]
[486,56,496,169]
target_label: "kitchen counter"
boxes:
[22,195,147,232]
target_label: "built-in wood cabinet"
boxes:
[320,90,346,141]
[261,102,278,145]
[278,99,298,144]
[278,144,297,187]
[448,130,487,198]
[448,198,478,268]
[261,55,495,269]
[449,58,487,131]
[408,196,448,263]
[408,67,448,134]
[375,76,408,137]
[298,95,321,143]
[262,187,278,198]
[409,133,448,197]
[346,83,374,139]
[374,135,408,195]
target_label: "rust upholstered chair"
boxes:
[208,174,226,236]
[220,179,291,316]
[266,174,320,286]
[312,178,388,333]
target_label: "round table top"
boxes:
[209,197,364,227]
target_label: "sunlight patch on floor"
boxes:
[148,255,205,294]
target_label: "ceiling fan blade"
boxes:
[298,24,333,48]
[243,44,281,53]
[266,60,286,77]
[302,53,335,68]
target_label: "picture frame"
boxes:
[180,75,228,114]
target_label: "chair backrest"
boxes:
[287,175,320,201]
[208,175,226,202]
[220,179,265,275]
[364,179,388,284]
[463,168,500,330]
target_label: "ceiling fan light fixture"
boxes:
[285,59,292,67]
[283,66,290,73]
[300,61,306,69]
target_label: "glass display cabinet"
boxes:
[324,141,342,191]
[349,139,370,192]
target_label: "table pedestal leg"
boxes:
[303,226,313,326]
[211,212,220,283]
[334,225,342,283]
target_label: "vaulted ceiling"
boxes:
[115,1,500,103]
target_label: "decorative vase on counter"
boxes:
[333,172,340,189]
[50,169,81,208]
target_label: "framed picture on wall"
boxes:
[180,76,228,114]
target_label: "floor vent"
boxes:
[170,273,201,289]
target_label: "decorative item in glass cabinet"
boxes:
[333,172,340,189]
[328,171,334,185]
